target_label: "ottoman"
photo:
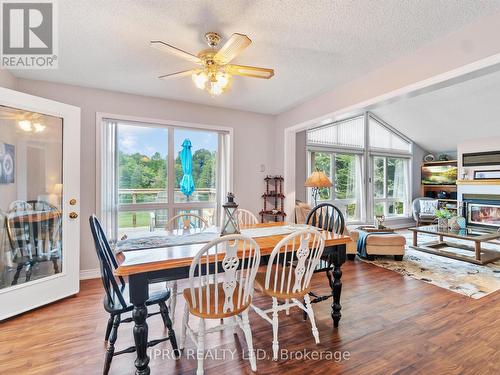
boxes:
[349,230,406,261]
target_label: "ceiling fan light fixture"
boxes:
[18,120,32,132]
[33,122,46,133]
[192,71,208,89]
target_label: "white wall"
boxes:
[13,78,275,272]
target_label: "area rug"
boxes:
[360,233,500,299]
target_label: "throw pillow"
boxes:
[419,199,438,215]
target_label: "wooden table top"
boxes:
[9,210,61,223]
[115,222,352,277]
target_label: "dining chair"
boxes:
[236,208,259,226]
[251,228,325,360]
[89,215,179,375]
[166,212,208,232]
[6,200,36,285]
[180,234,261,375]
[304,203,345,318]
[164,212,209,326]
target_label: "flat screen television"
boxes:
[421,164,457,185]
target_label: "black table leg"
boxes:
[327,244,346,328]
[129,273,150,375]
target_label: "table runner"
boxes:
[117,224,310,251]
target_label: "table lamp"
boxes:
[304,170,333,207]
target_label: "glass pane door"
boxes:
[0,106,62,289]
[0,88,80,321]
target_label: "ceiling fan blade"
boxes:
[227,64,274,79]
[214,33,252,64]
[158,70,195,80]
[150,41,201,64]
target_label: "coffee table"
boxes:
[409,225,500,265]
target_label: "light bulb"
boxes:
[33,123,46,132]
[209,81,223,96]
[18,120,32,132]
[192,71,208,89]
[215,71,229,88]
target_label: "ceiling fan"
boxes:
[151,32,274,96]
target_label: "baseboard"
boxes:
[79,268,100,280]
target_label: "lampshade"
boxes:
[304,171,332,188]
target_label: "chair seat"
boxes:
[183,282,251,319]
[104,285,171,314]
[254,268,310,299]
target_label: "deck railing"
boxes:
[117,188,217,229]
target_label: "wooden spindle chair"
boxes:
[304,203,345,318]
[6,201,35,285]
[251,228,325,360]
[236,208,259,227]
[89,215,179,375]
[180,235,261,375]
[164,212,209,326]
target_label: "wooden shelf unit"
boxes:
[259,175,286,223]
[421,160,458,212]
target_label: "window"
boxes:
[307,116,365,149]
[372,156,410,217]
[310,151,362,221]
[99,118,229,239]
[306,112,412,223]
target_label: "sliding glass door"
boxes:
[101,119,225,239]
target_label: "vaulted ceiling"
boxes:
[372,68,500,153]
[10,0,500,114]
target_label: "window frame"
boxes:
[306,112,413,224]
[308,147,364,223]
[96,112,233,239]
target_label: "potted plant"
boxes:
[435,208,452,229]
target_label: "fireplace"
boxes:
[463,194,500,230]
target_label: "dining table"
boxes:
[115,222,352,375]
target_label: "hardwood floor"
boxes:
[1,259,499,374]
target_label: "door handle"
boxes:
[69,212,78,219]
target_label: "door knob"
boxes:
[69,212,78,219]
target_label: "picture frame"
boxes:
[473,170,500,180]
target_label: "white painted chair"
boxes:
[165,212,208,325]
[251,228,325,360]
[236,208,259,226]
[166,212,208,232]
[180,234,261,375]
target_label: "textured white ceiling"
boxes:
[10,0,500,114]
[372,68,500,153]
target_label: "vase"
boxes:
[448,216,461,230]
[437,218,448,230]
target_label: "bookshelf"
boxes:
[421,160,458,212]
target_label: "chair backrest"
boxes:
[295,201,311,224]
[166,213,208,232]
[412,197,438,218]
[236,208,259,226]
[6,201,34,257]
[188,234,261,315]
[306,203,345,235]
[89,215,127,308]
[264,228,325,295]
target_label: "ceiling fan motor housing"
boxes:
[205,32,221,48]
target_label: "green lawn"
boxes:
[118,212,151,229]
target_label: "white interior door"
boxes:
[0,87,80,320]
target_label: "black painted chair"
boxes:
[304,203,346,319]
[89,215,179,375]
